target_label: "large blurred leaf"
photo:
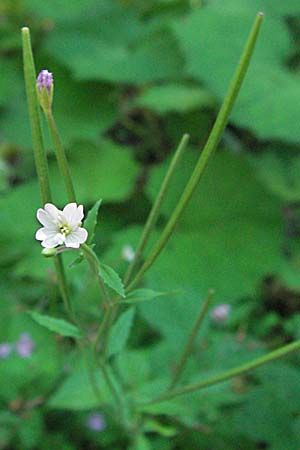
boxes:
[48,366,109,410]
[231,363,300,449]
[50,139,139,204]
[135,83,214,114]
[0,59,22,107]
[0,181,40,264]
[42,4,184,83]
[144,149,283,303]
[209,0,300,16]
[249,150,300,202]
[22,0,100,21]
[173,6,300,142]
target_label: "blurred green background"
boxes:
[1,0,300,449]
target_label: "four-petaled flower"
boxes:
[36,203,88,249]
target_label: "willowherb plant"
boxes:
[21,13,300,445]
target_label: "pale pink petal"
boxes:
[64,234,80,248]
[44,203,61,219]
[77,205,84,221]
[62,203,84,228]
[42,234,64,248]
[65,228,88,248]
[37,203,60,227]
[75,227,88,244]
[37,208,53,227]
[35,227,47,241]
[61,203,77,227]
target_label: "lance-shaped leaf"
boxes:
[29,312,82,339]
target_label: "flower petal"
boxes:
[65,227,88,248]
[37,203,60,227]
[37,208,53,227]
[35,227,47,241]
[62,203,84,228]
[42,234,64,248]
[44,203,61,219]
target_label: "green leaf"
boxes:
[123,288,171,304]
[42,4,184,83]
[249,150,300,202]
[50,139,139,204]
[108,308,135,357]
[173,6,300,143]
[85,199,102,244]
[48,368,109,410]
[231,364,300,448]
[135,83,214,114]
[99,263,125,298]
[29,312,82,339]
[140,149,283,341]
[0,181,41,266]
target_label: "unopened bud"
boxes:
[36,69,53,111]
[42,247,57,257]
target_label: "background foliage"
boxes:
[1,0,300,449]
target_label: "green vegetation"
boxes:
[1,1,300,449]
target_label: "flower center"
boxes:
[59,224,71,237]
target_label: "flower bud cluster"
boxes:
[36,69,53,111]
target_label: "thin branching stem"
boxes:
[44,109,76,203]
[168,290,214,390]
[124,134,190,285]
[140,340,300,406]
[126,13,264,293]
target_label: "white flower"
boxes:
[210,304,231,323]
[35,203,88,249]
[121,245,135,262]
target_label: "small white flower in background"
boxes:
[121,244,135,262]
[210,304,231,323]
[35,203,88,249]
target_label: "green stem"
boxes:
[81,244,111,307]
[22,26,105,411]
[141,340,300,406]
[168,289,214,390]
[22,27,74,316]
[93,306,113,357]
[22,27,120,414]
[44,109,76,203]
[98,360,123,409]
[54,256,76,323]
[126,12,264,293]
[124,134,189,286]
[22,27,51,204]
